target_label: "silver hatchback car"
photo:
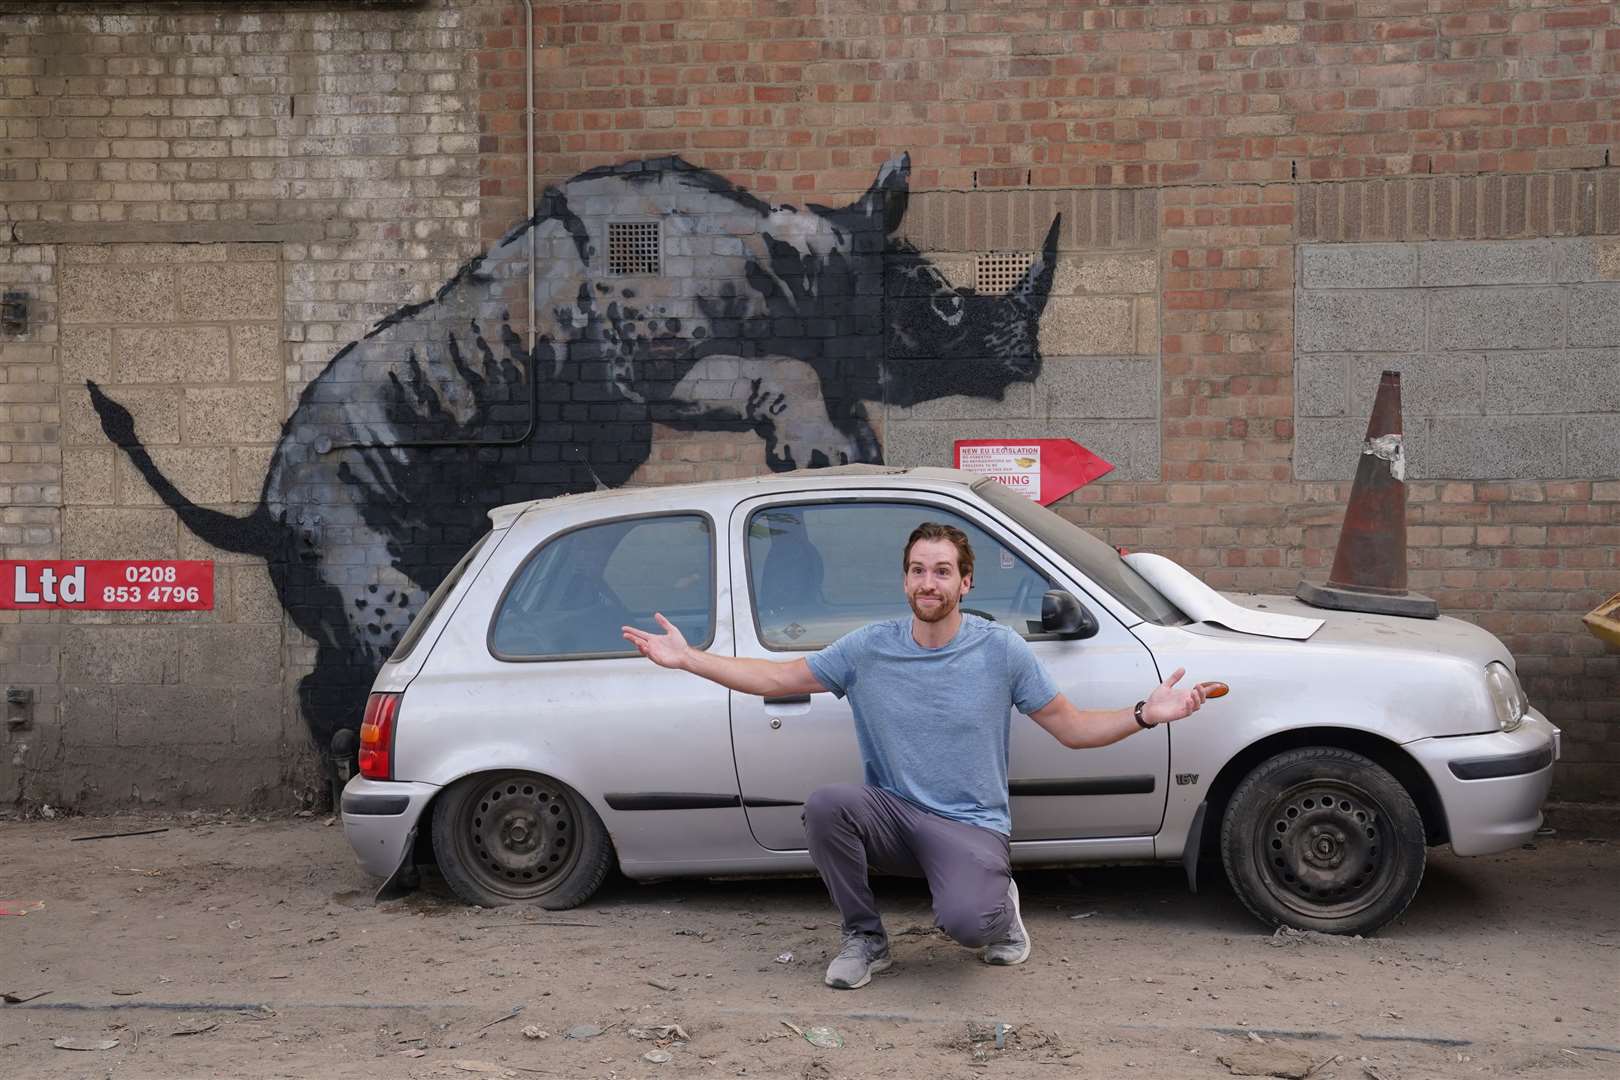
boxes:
[341,465,1560,935]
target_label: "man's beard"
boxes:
[908,590,959,624]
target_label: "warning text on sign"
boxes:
[955,443,1042,501]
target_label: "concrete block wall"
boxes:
[1296,238,1620,481]
[0,238,61,806]
[50,243,288,804]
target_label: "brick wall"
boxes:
[0,0,489,806]
[480,0,1618,800]
[492,0,1616,194]
[0,0,1616,806]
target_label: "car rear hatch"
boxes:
[372,526,508,693]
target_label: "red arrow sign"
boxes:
[953,438,1114,505]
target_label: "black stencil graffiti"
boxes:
[89,153,1060,758]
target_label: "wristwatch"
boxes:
[1134,700,1153,730]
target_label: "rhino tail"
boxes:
[86,379,285,559]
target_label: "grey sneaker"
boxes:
[823,930,891,989]
[982,878,1031,965]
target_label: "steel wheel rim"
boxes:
[454,775,583,900]
[1252,778,1398,921]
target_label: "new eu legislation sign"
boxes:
[953,439,1114,505]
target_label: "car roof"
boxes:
[487,465,985,529]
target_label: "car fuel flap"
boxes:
[1124,552,1323,641]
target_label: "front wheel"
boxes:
[432,771,614,909]
[1220,747,1425,935]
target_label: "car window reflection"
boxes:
[747,501,1052,650]
[491,514,713,659]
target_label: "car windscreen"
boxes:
[388,531,492,662]
[974,478,1187,626]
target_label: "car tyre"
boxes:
[1220,747,1425,935]
[432,771,614,909]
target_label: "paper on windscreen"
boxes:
[1124,552,1322,641]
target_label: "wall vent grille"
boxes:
[608,221,661,276]
[975,252,1034,293]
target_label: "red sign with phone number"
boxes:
[1,561,214,611]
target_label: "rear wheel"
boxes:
[432,771,614,909]
[1220,747,1425,935]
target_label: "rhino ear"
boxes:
[1011,213,1062,313]
[837,152,910,235]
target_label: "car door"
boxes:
[727,490,1168,852]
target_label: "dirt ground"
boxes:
[0,814,1616,1080]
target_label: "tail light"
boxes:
[359,692,400,780]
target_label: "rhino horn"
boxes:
[1010,213,1062,314]
[829,152,910,236]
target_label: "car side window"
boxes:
[746,501,1052,650]
[491,514,714,659]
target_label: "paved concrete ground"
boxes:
[0,815,1616,1080]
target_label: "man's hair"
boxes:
[902,522,974,579]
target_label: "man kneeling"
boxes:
[625,522,1207,989]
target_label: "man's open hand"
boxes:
[1142,667,1207,726]
[622,612,691,669]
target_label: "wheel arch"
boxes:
[1196,727,1450,862]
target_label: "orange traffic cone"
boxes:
[1296,370,1438,619]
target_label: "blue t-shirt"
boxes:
[805,615,1059,835]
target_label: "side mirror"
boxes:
[1041,589,1099,639]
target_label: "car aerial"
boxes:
[340,465,1560,936]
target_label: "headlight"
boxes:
[1485,661,1527,732]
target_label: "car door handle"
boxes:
[763,694,811,705]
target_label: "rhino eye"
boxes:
[931,291,964,326]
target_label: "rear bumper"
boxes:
[1406,710,1561,857]
[340,777,438,878]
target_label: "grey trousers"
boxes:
[802,783,1015,947]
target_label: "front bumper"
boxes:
[1406,709,1561,857]
[340,776,439,878]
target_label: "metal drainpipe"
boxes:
[523,0,535,356]
[321,0,539,454]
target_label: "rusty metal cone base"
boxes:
[1295,578,1437,618]
[1296,370,1438,619]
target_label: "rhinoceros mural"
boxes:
[89,153,1061,756]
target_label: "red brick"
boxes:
[1543,10,1610,30]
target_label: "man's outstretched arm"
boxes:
[1029,667,1207,749]
[623,613,828,698]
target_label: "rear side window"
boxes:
[389,532,491,662]
[490,513,714,660]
